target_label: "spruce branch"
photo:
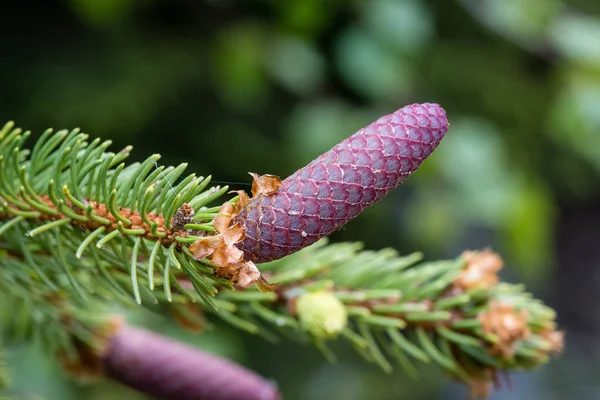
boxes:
[214,239,563,398]
[0,120,232,309]
[0,104,564,399]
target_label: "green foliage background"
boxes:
[2,0,600,399]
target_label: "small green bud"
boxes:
[296,291,348,339]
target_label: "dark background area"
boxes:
[2,0,600,399]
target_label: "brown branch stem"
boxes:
[0,195,201,246]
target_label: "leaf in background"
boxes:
[284,99,372,164]
[550,68,600,172]
[68,0,135,28]
[459,0,560,51]
[334,27,412,100]
[433,118,518,227]
[274,0,339,38]
[265,35,325,96]
[504,182,555,279]
[212,22,269,110]
[26,39,204,137]
[550,14,600,65]
[363,0,433,54]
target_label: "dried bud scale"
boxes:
[454,249,503,291]
[234,103,449,263]
[478,301,531,359]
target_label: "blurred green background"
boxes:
[2,0,600,399]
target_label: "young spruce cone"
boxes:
[234,103,448,263]
[103,324,280,400]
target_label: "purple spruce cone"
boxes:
[234,103,449,263]
[103,324,280,400]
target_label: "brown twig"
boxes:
[0,195,200,246]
